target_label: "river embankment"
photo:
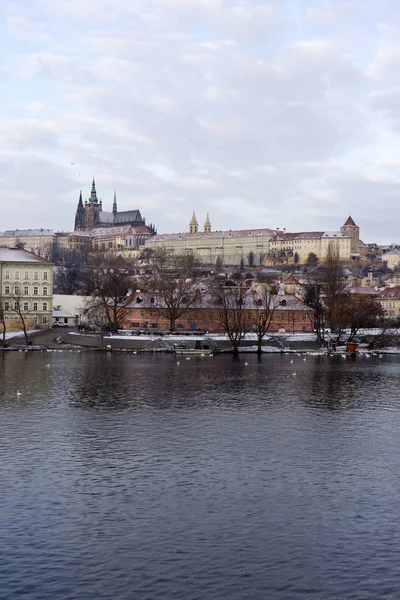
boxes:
[4,328,400,354]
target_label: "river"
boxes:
[1,351,400,599]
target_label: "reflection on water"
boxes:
[1,351,400,600]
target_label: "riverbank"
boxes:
[3,328,400,354]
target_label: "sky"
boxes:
[1,0,400,243]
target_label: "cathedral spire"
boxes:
[204,212,211,233]
[189,211,198,233]
[78,190,83,207]
[90,177,98,204]
[113,190,117,216]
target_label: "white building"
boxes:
[0,248,53,331]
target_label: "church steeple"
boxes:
[74,190,85,231]
[189,211,198,233]
[90,177,98,204]
[204,213,211,233]
[113,190,117,216]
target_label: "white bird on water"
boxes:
[292,372,297,377]
[289,359,294,364]
[244,362,249,366]
[16,390,22,396]
[176,361,180,365]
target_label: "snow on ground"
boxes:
[3,330,36,340]
[69,331,319,342]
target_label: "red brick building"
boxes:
[118,291,314,333]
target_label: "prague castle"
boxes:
[146,213,361,266]
[74,178,156,233]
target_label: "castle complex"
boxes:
[145,213,361,266]
[74,178,155,234]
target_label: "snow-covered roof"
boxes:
[0,229,53,237]
[0,247,49,263]
[53,310,74,317]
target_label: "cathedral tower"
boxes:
[204,213,211,233]
[74,191,85,231]
[189,211,198,233]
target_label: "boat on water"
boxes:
[174,340,217,356]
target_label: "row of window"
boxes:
[4,270,49,280]
[129,321,310,333]
[3,285,49,296]
[3,301,49,311]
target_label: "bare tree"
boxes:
[266,249,285,266]
[10,288,30,345]
[306,252,319,267]
[301,274,326,342]
[0,296,7,346]
[250,284,280,355]
[322,244,347,342]
[83,253,134,332]
[342,294,385,341]
[211,275,249,356]
[146,249,202,331]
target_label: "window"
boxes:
[14,302,18,311]
[23,302,29,311]
[303,313,307,321]
[33,286,38,295]
[41,317,48,325]
[4,301,9,311]
[43,287,48,296]
[24,271,29,279]
[24,286,29,295]
[33,302,38,311]
[15,270,20,279]
[43,302,48,311]
[34,272,39,280]
[302,326,307,333]
[281,312,286,319]
[43,271,48,280]
[4,285,10,295]
[5,270,10,279]
[14,286,20,295]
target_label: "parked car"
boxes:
[53,322,69,328]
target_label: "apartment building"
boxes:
[0,248,53,331]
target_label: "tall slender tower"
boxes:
[204,213,211,233]
[89,177,99,204]
[113,191,117,216]
[340,216,360,256]
[74,191,85,231]
[189,211,198,233]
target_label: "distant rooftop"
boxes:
[150,228,276,241]
[0,247,49,263]
[0,229,53,237]
[342,216,358,227]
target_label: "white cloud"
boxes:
[1,0,400,242]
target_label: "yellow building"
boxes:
[0,229,54,258]
[145,213,275,266]
[268,231,351,265]
[377,287,400,319]
[383,249,400,271]
[64,225,152,255]
[0,247,53,331]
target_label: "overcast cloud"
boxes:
[1,0,400,242]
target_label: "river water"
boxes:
[1,351,400,599]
